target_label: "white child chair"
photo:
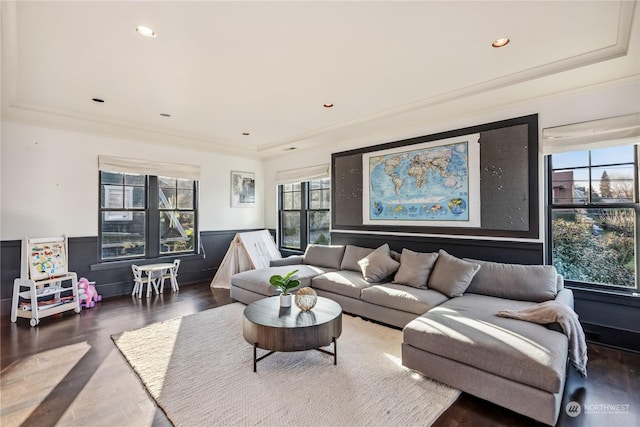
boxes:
[159,259,180,292]
[131,264,160,298]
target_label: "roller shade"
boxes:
[99,155,200,180]
[275,163,330,185]
[541,113,640,155]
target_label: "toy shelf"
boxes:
[11,273,81,327]
[11,235,82,327]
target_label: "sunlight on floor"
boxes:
[0,341,91,426]
[58,349,157,426]
[383,352,403,367]
[383,352,430,382]
[114,316,183,398]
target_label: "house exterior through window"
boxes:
[278,178,330,252]
[547,145,639,292]
[98,156,200,261]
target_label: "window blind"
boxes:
[541,113,640,155]
[98,155,200,180]
[274,164,330,185]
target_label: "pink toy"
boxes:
[78,277,102,308]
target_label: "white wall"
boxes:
[0,122,264,240]
[2,80,638,242]
[263,80,640,234]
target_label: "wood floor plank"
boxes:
[2,283,639,427]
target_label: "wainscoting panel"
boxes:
[330,231,543,264]
[0,229,272,315]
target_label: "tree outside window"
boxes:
[99,171,198,261]
[548,145,638,291]
[278,179,330,251]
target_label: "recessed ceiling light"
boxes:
[242,132,250,136]
[323,103,334,108]
[92,98,104,103]
[283,147,297,151]
[160,113,171,117]
[492,38,510,48]
[136,26,157,38]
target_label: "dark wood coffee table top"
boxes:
[243,296,343,371]
[243,295,342,329]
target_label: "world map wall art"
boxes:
[362,133,481,228]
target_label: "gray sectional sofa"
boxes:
[230,243,575,425]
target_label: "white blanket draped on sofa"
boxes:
[497,300,588,377]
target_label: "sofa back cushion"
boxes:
[340,245,375,271]
[303,244,346,269]
[393,249,439,289]
[428,250,480,297]
[358,244,400,283]
[464,258,558,302]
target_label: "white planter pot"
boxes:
[280,294,292,307]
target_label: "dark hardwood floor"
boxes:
[1,282,638,427]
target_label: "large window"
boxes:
[278,178,330,251]
[548,145,639,291]
[100,171,198,260]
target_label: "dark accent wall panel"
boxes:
[332,114,539,239]
[1,240,21,303]
[573,289,640,352]
[479,124,530,231]
[333,154,364,226]
[330,232,543,264]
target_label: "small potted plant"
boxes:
[269,270,300,307]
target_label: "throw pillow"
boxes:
[393,249,439,288]
[358,244,400,283]
[428,250,480,297]
[340,245,375,271]
[303,244,346,269]
[464,258,558,302]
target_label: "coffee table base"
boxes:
[252,337,338,372]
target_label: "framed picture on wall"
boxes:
[362,133,481,228]
[231,171,256,208]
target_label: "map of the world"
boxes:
[363,134,481,227]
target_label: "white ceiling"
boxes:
[2,1,639,158]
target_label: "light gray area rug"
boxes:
[112,302,459,426]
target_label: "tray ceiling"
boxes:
[2,1,638,158]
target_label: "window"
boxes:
[158,177,196,254]
[278,178,330,251]
[100,172,198,260]
[547,145,639,291]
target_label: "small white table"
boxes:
[136,263,177,297]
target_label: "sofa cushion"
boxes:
[358,244,401,283]
[403,294,568,393]
[231,265,333,296]
[270,255,304,267]
[303,244,346,269]
[464,259,558,302]
[340,245,375,271]
[428,250,480,297]
[361,284,449,315]
[393,249,438,288]
[311,270,374,299]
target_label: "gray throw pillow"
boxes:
[303,244,346,269]
[340,245,375,271]
[464,258,558,302]
[358,244,400,283]
[392,249,438,288]
[428,250,480,297]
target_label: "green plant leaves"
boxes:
[269,269,300,294]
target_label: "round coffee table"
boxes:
[243,296,342,372]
